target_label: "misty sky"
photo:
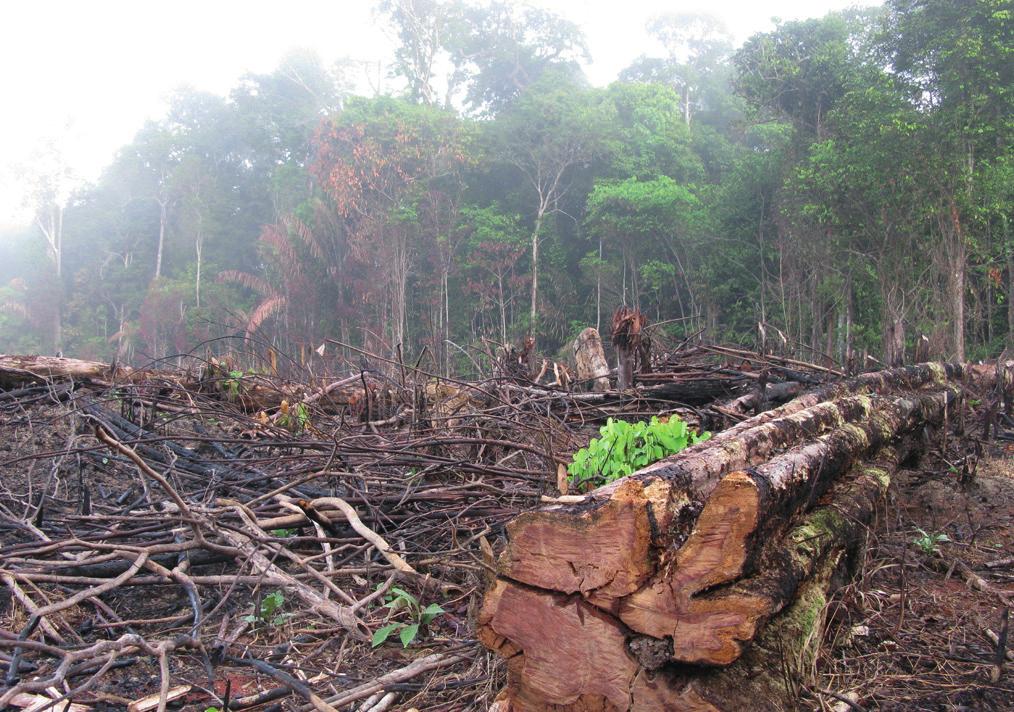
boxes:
[0,0,878,229]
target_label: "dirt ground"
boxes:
[809,442,1014,711]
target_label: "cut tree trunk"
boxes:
[497,363,971,602]
[572,327,610,392]
[499,385,954,616]
[612,308,645,391]
[480,450,900,711]
[480,361,1011,710]
[0,355,131,388]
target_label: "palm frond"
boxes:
[287,216,325,261]
[246,295,288,338]
[218,270,275,297]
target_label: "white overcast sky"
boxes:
[0,0,878,229]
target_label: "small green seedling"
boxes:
[278,402,311,432]
[912,528,950,555]
[271,528,297,538]
[225,369,245,398]
[244,590,292,627]
[371,586,444,648]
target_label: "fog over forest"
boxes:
[0,0,1010,373]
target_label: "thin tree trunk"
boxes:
[53,239,63,356]
[36,202,64,352]
[945,203,967,361]
[155,198,168,280]
[529,209,545,335]
[498,275,507,346]
[596,233,602,334]
[1007,227,1014,349]
[194,233,202,308]
[884,288,906,367]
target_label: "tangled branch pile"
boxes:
[0,345,1011,711]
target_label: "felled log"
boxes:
[0,354,132,388]
[480,452,899,711]
[636,375,747,404]
[479,361,1011,710]
[496,363,976,605]
[198,358,398,417]
[495,393,891,602]
[495,386,952,619]
[715,379,804,416]
[572,328,610,392]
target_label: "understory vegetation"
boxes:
[1,0,1010,370]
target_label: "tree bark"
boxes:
[481,449,903,711]
[480,362,1011,708]
[572,328,610,391]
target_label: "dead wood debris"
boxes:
[0,345,1011,710]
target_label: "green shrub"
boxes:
[567,416,709,490]
[371,586,445,648]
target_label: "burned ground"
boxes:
[0,348,1011,711]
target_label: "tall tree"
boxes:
[444,0,589,114]
[20,142,75,351]
[380,0,451,104]
[880,0,1013,360]
[488,77,611,335]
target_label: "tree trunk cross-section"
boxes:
[480,362,1010,710]
[496,363,982,605]
[480,451,899,710]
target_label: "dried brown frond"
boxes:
[246,294,288,337]
[286,215,325,262]
[611,306,647,350]
[217,270,275,297]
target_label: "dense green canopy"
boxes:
[2,0,1010,371]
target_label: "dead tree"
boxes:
[612,307,646,391]
[478,361,1009,710]
[572,327,610,392]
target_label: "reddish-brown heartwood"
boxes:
[479,362,1009,711]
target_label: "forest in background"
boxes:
[0,0,1010,374]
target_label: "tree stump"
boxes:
[572,327,611,392]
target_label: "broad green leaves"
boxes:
[567,416,710,490]
[370,586,445,648]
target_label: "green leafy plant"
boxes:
[568,416,709,490]
[295,402,310,429]
[912,528,950,555]
[243,590,292,627]
[271,528,297,538]
[371,586,444,648]
[277,402,311,432]
[225,369,245,398]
